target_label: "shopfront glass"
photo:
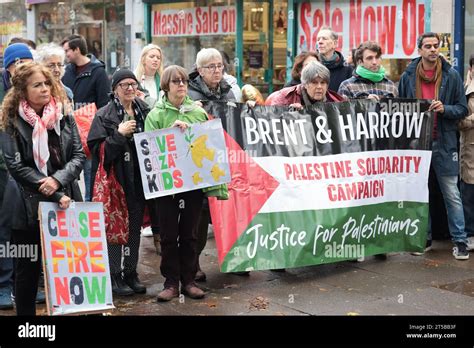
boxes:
[0,0,27,68]
[35,0,125,75]
[151,1,236,74]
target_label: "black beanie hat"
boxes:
[111,68,138,91]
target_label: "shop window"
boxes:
[0,0,27,67]
[35,0,125,75]
[151,1,236,74]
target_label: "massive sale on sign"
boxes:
[152,6,236,37]
[298,0,427,58]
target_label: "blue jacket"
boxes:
[62,54,110,110]
[398,57,468,176]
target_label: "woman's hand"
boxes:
[39,177,61,196]
[194,101,203,108]
[135,90,146,101]
[289,103,303,110]
[367,94,380,101]
[172,120,189,132]
[246,100,257,108]
[58,195,71,209]
[118,120,136,137]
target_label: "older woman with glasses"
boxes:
[266,61,344,107]
[1,62,85,315]
[36,43,73,112]
[145,65,210,302]
[87,69,151,296]
[188,48,236,104]
[188,48,236,281]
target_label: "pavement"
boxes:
[118,234,474,316]
[3,231,471,317]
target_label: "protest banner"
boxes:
[39,202,114,315]
[207,99,433,272]
[134,118,231,199]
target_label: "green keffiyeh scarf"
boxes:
[356,65,386,83]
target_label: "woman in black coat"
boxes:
[87,69,151,296]
[1,62,85,315]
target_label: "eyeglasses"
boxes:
[118,82,139,90]
[422,44,439,50]
[46,63,64,70]
[202,64,224,72]
[170,78,188,85]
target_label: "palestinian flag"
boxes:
[208,99,433,272]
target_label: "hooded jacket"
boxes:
[145,94,228,199]
[398,56,468,176]
[62,54,111,109]
[187,70,236,106]
[320,51,353,92]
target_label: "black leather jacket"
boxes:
[2,114,85,229]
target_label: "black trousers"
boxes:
[11,225,41,316]
[156,190,203,288]
[196,202,210,258]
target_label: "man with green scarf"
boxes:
[338,41,398,100]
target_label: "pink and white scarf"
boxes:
[18,97,63,175]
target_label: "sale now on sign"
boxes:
[298,0,427,58]
[152,6,236,37]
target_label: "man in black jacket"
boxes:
[317,27,353,92]
[61,35,111,201]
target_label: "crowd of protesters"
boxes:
[0,28,473,315]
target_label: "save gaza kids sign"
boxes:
[298,0,427,58]
[134,119,231,199]
[207,99,433,272]
[39,202,114,315]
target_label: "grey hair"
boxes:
[196,48,222,68]
[301,61,330,84]
[35,43,65,64]
[318,26,338,41]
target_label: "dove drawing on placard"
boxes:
[189,134,215,168]
[211,163,225,182]
[192,172,203,185]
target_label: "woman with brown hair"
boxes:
[1,62,85,315]
[284,51,320,87]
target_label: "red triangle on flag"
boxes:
[209,131,280,265]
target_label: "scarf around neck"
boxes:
[356,65,386,83]
[18,97,63,176]
[321,52,339,63]
[416,58,442,99]
[111,94,145,134]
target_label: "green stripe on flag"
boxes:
[221,201,428,272]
